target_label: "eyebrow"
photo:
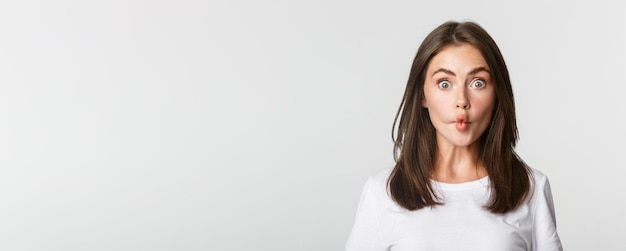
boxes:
[431,67,491,77]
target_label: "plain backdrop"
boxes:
[0,0,624,250]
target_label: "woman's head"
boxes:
[393,21,517,161]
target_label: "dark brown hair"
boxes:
[389,21,531,214]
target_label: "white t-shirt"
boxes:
[345,167,563,251]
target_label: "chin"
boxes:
[449,136,480,147]
[452,141,475,147]
[435,130,481,148]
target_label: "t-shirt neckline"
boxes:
[431,175,490,191]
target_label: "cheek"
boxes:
[423,89,448,111]
[471,94,496,119]
[424,98,448,117]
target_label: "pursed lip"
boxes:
[455,114,469,123]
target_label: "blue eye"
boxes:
[471,79,486,88]
[438,80,451,89]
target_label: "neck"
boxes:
[432,141,487,183]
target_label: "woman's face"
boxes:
[422,44,496,148]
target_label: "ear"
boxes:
[421,97,428,108]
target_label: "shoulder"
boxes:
[529,167,551,191]
[526,167,556,207]
[363,166,394,196]
[369,166,394,185]
[360,167,399,208]
[529,167,547,180]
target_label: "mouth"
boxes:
[455,114,469,131]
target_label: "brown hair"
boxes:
[389,21,531,214]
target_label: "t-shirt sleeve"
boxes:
[345,177,385,251]
[532,174,563,251]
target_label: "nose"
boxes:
[456,90,470,109]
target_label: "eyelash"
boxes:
[436,79,487,89]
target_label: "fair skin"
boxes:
[422,44,496,183]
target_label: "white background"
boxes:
[0,0,624,250]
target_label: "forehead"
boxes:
[426,44,489,74]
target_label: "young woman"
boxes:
[346,21,563,250]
